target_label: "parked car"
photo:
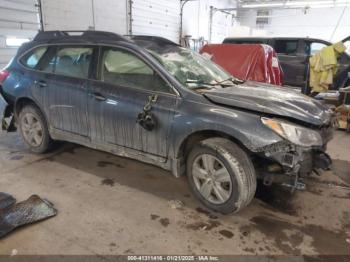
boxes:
[0,31,335,214]
[223,36,350,91]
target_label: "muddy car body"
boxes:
[0,31,335,213]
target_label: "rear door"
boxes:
[87,46,178,158]
[271,38,307,87]
[34,45,94,137]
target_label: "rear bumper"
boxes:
[0,94,15,132]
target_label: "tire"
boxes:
[186,138,257,214]
[18,104,53,154]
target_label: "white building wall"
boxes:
[41,0,238,44]
[0,0,39,69]
[131,0,181,43]
[182,0,236,43]
[236,6,350,42]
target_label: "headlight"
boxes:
[261,117,323,147]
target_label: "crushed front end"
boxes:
[255,117,335,191]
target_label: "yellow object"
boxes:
[309,41,346,93]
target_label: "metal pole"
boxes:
[179,0,194,44]
[91,0,96,30]
[128,0,133,35]
[330,6,347,41]
[209,6,214,43]
[36,0,44,31]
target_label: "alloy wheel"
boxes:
[21,113,44,147]
[192,154,232,204]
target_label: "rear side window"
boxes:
[274,40,298,55]
[40,46,93,78]
[20,46,48,69]
[54,47,93,78]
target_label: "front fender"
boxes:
[170,99,283,158]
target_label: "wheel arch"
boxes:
[175,129,253,160]
[14,97,49,126]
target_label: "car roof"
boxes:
[19,31,180,55]
[33,30,130,43]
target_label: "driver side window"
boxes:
[100,47,174,94]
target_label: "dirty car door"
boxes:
[88,46,177,157]
[34,45,93,136]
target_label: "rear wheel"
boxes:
[18,104,53,154]
[186,138,256,214]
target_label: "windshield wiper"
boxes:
[215,77,245,85]
[185,79,217,86]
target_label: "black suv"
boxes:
[0,31,334,214]
[223,36,350,90]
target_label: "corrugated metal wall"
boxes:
[131,0,180,43]
[41,0,128,35]
[0,0,39,69]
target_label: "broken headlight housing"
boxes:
[261,117,323,147]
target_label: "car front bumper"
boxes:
[258,124,335,189]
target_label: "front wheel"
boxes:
[186,138,257,214]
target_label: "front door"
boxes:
[88,46,178,157]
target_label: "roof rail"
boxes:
[126,35,179,46]
[33,30,130,42]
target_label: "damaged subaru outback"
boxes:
[0,31,335,214]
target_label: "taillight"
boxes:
[0,70,10,84]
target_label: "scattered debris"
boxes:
[346,238,350,244]
[196,207,219,219]
[168,200,184,209]
[10,249,18,256]
[219,229,234,239]
[101,178,115,187]
[159,218,170,227]
[150,214,160,220]
[0,193,57,238]
[186,220,221,231]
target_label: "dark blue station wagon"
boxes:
[0,31,335,213]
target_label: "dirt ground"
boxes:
[0,130,350,257]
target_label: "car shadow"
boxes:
[47,142,199,209]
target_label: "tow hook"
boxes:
[137,94,158,131]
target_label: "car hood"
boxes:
[203,81,333,126]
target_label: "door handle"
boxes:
[91,92,106,101]
[34,80,47,88]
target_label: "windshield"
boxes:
[148,46,233,89]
